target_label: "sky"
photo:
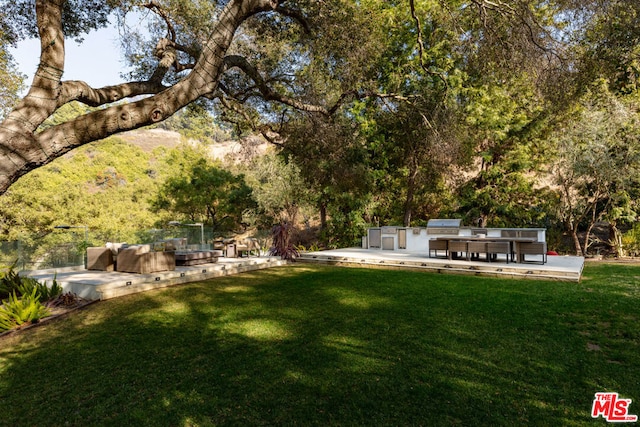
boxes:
[10,26,129,90]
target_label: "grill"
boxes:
[426,218,462,235]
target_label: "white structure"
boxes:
[364,223,546,252]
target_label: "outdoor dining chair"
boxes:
[428,239,448,258]
[448,240,469,260]
[487,241,511,263]
[467,241,488,261]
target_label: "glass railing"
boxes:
[0,229,226,271]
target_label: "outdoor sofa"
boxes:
[116,244,176,274]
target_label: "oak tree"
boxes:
[0,0,338,196]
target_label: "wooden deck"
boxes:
[298,248,585,282]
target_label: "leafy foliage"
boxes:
[268,222,299,261]
[2,0,640,257]
[0,288,50,332]
[157,104,231,143]
[0,264,64,331]
[0,262,22,300]
[550,80,640,255]
[0,136,163,246]
[0,263,62,302]
[242,152,310,228]
[0,42,25,120]
[152,157,256,234]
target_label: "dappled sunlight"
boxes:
[140,300,191,321]
[449,377,495,396]
[0,264,638,425]
[283,369,314,385]
[226,318,292,341]
[323,287,391,309]
[322,334,391,373]
[217,285,253,293]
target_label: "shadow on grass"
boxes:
[1,264,639,426]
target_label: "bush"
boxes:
[268,223,300,260]
[17,276,63,303]
[0,264,63,332]
[622,224,640,257]
[0,262,23,300]
[0,288,51,332]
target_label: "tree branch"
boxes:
[276,5,311,33]
[59,80,167,107]
[224,54,331,115]
[409,0,448,89]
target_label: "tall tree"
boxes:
[0,0,628,219]
[550,81,640,256]
[0,0,347,196]
[151,158,255,233]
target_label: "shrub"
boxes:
[0,265,63,332]
[0,288,51,332]
[622,224,640,257]
[0,262,23,300]
[268,222,300,260]
[0,264,62,303]
[17,276,63,303]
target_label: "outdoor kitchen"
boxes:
[364,219,547,252]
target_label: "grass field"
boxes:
[0,263,638,426]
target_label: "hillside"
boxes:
[116,129,182,152]
[116,128,270,162]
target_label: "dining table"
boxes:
[435,235,538,263]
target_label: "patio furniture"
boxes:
[428,239,448,258]
[501,229,518,238]
[158,238,187,251]
[448,240,469,260]
[467,241,488,261]
[226,238,261,258]
[517,241,547,264]
[487,241,511,263]
[174,251,219,266]
[87,247,115,271]
[116,245,176,274]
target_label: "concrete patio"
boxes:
[298,248,585,282]
[23,247,584,302]
[25,255,288,300]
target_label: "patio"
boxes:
[298,248,584,282]
[23,247,584,303]
[25,255,287,300]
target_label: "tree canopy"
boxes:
[1,0,640,255]
[0,0,599,193]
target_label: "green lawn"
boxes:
[0,263,638,426]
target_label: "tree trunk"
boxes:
[609,222,625,257]
[566,217,584,256]
[571,226,583,256]
[319,202,327,230]
[403,162,419,227]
